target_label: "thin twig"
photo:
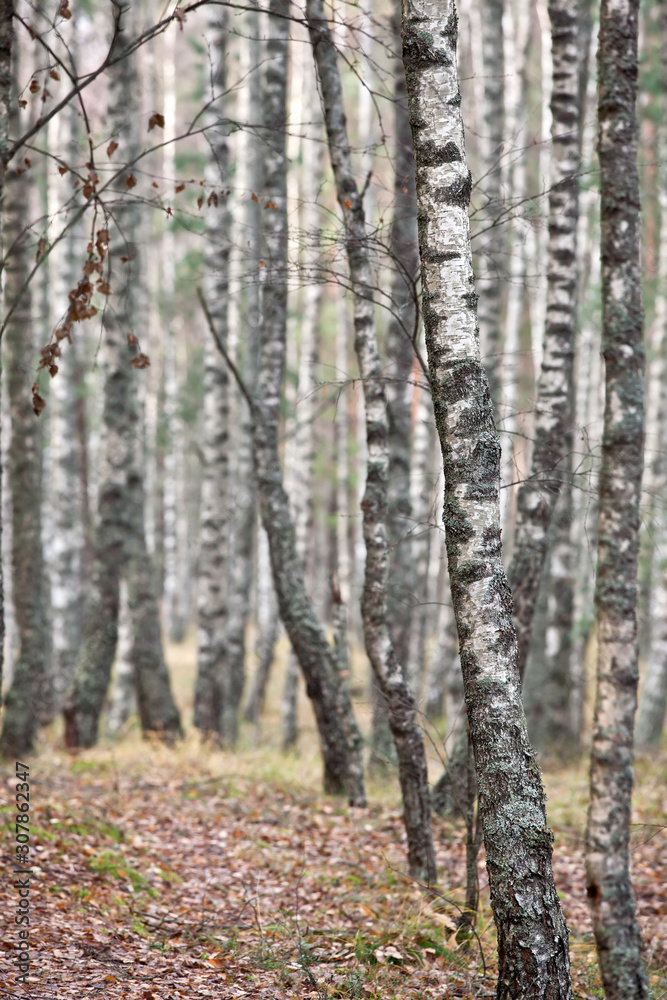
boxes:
[196,286,256,414]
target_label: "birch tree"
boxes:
[63,6,181,748]
[0,0,13,696]
[475,0,504,403]
[307,0,436,884]
[1,26,51,755]
[194,2,232,741]
[48,102,88,713]
[386,6,420,680]
[248,0,366,806]
[507,0,586,679]
[635,0,667,750]
[229,0,265,735]
[402,0,572,992]
[584,0,649,992]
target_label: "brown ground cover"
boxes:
[1,736,665,1000]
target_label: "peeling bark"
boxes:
[403,1,572,994]
[584,0,649,993]
[308,0,436,884]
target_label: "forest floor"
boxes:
[0,637,666,1000]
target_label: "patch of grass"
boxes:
[354,931,378,965]
[329,969,367,998]
[88,850,153,895]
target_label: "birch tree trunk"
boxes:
[0,0,13,697]
[161,28,189,644]
[403,2,572,993]
[371,6,422,771]
[194,2,232,741]
[49,104,87,713]
[308,0,436,884]
[506,0,584,679]
[244,523,279,724]
[228,0,265,736]
[63,6,181,748]
[475,0,504,403]
[281,27,321,751]
[252,0,366,806]
[1,35,51,756]
[635,0,667,750]
[524,480,576,753]
[386,8,419,676]
[584,0,649,992]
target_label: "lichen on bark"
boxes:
[584,0,649,994]
[402,0,572,995]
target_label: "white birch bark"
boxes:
[402,2,572,992]
[475,0,504,402]
[161,26,189,643]
[63,3,181,748]
[0,0,13,693]
[194,3,232,740]
[635,0,667,749]
[225,0,265,739]
[335,286,352,606]
[281,26,312,751]
[506,0,585,678]
[48,101,86,712]
[584,0,649,992]
[244,521,279,724]
[1,24,51,755]
[499,0,531,547]
[252,0,366,806]
[405,372,436,693]
[308,0,436,883]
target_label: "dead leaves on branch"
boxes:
[130,352,151,369]
[31,383,46,416]
[34,225,150,413]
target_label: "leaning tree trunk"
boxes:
[386,8,420,678]
[1,35,51,757]
[194,3,232,741]
[0,0,14,697]
[506,0,585,679]
[370,2,423,774]
[402,1,572,995]
[63,7,181,748]
[251,0,366,807]
[584,0,649,994]
[308,0,436,885]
